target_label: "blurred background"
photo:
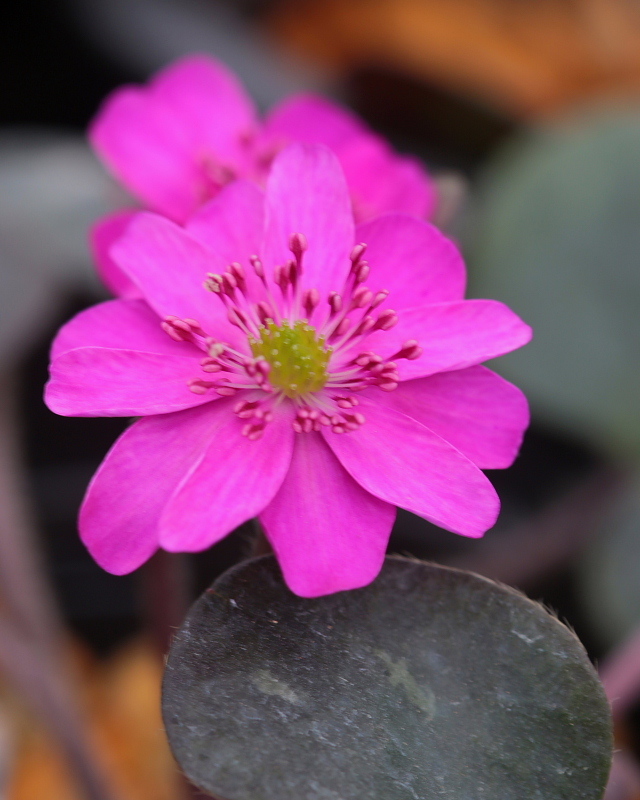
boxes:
[1,0,640,797]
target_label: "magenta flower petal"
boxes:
[185,180,266,300]
[150,55,256,163]
[159,400,294,552]
[364,299,533,380]
[48,300,211,418]
[89,56,257,222]
[264,94,436,221]
[367,366,530,469]
[90,211,141,299]
[110,212,243,348]
[324,396,500,538]
[46,348,212,417]
[50,298,196,361]
[356,214,466,309]
[263,143,354,301]
[265,94,363,149]
[260,432,396,597]
[334,134,436,222]
[79,404,223,574]
[89,85,202,223]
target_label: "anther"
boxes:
[227,307,249,330]
[229,262,246,290]
[354,316,376,336]
[371,290,389,309]
[302,288,320,317]
[162,316,198,342]
[328,292,342,315]
[234,399,260,417]
[256,301,274,326]
[373,309,398,331]
[188,378,216,394]
[222,272,237,296]
[289,232,308,266]
[355,262,370,284]
[393,340,423,361]
[249,255,264,279]
[351,286,373,308]
[350,243,367,265]
[333,317,351,337]
[207,342,226,358]
[200,358,222,373]
[273,263,289,293]
[204,273,223,293]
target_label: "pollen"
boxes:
[249,320,331,398]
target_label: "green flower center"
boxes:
[249,320,331,398]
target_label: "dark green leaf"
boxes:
[163,555,612,800]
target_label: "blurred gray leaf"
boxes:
[579,470,640,649]
[466,106,640,458]
[0,130,123,366]
[163,555,611,800]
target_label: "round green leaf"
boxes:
[163,556,612,800]
[465,107,640,458]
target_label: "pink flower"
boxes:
[89,55,436,226]
[46,144,531,597]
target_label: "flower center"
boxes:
[249,319,331,398]
[164,234,424,439]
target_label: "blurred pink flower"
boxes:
[46,144,530,597]
[90,54,436,226]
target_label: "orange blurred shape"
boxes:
[268,0,640,118]
[6,638,182,800]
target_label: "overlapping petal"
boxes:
[90,56,257,222]
[79,404,223,574]
[151,55,256,164]
[89,85,202,222]
[368,366,529,469]
[47,298,213,416]
[263,143,354,302]
[357,214,465,309]
[110,212,244,348]
[159,400,294,552]
[186,180,266,300]
[264,94,365,149]
[363,299,533,380]
[90,211,141,299]
[334,134,436,221]
[324,396,500,537]
[264,94,435,220]
[260,432,395,597]
[46,348,211,417]
[50,298,183,361]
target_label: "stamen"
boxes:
[393,340,423,361]
[184,239,421,439]
[328,292,342,315]
[249,255,264,279]
[350,243,367,265]
[352,286,373,308]
[289,232,307,270]
[354,262,369,284]
[204,273,224,293]
[302,288,319,317]
[373,309,398,331]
